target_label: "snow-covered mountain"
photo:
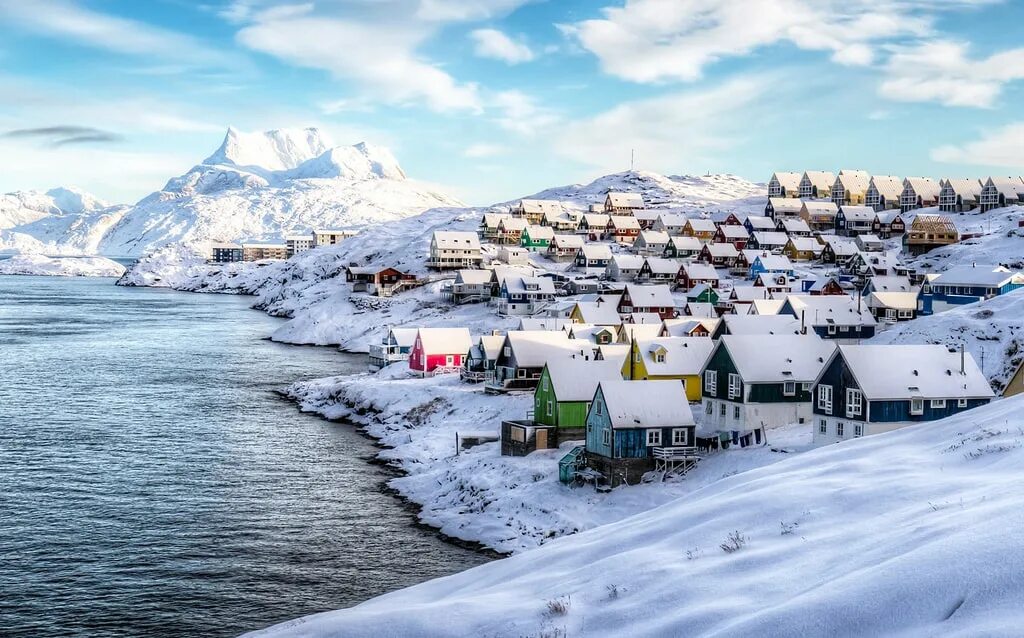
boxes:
[0,187,122,255]
[1,127,462,257]
[250,395,1024,638]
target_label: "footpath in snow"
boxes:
[251,396,1024,638]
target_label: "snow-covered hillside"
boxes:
[120,170,764,348]
[906,205,1024,272]
[251,396,1024,638]
[0,254,126,277]
[0,186,122,255]
[0,127,462,257]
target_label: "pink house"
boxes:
[408,328,474,376]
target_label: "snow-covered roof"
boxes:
[611,254,645,270]
[668,235,703,250]
[903,177,940,199]
[637,230,670,245]
[823,236,859,254]
[870,275,914,292]
[866,291,919,311]
[519,317,569,331]
[683,263,720,280]
[634,210,660,222]
[770,172,802,190]
[498,217,528,231]
[835,171,871,194]
[455,269,492,284]
[504,331,589,367]
[609,215,641,230]
[661,317,719,336]
[941,178,983,198]
[856,234,883,246]
[752,231,789,246]
[389,328,419,347]
[606,192,645,209]
[643,257,681,275]
[598,380,694,428]
[721,334,833,383]
[504,275,556,294]
[524,225,555,240]
[490,265,536,285]
[803,171,835,189]
[768,197,803,213]
[745,215,776,230]
[568,324,617,342]
[784,295,877,327]
[545,358,624,402]
[931,265,1023,288]
[625,283,676,308]
[705,243,739,258]
[751,299,785,315]
[717,225,749,239]
[551,234,584,249]
[573,301,622,326]
[433,231,481,250]
[982,176,1024,197]
[517,199,562,215]
[723,314,803,336]
[416,327,473,355]
[581,214,610,227]
[579,244,612,260]
[686,218,717,232]
[635,337,714,376]
[787,237,823,253]
[729,286,770,303]
[656,213,688,227]
[475,334,506,360]
[832,345,993,400]
[628,312,663,325]
[619,323,664,343]
[596,343,630,367]
[779,218,812,233]
[753,254,793,270]
[839,206,876,222]
[801,201,838,216]
[868,175,903,199]
[482,213,512,228]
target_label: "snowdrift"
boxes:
[250,396,1024,638]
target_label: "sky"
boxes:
[1,0,1024,206]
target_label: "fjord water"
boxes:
[0,276,485,637]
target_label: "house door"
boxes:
[446,355,454,367]
[536,429,548,450]
[886,309,896,321]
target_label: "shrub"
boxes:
[720,530,747,554]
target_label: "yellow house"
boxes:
[621,337,715,402]
[1004,359,1024,398]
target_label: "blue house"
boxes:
[584,380,695,487]
[921,264,1024,310]
[811,344,993,446]
[748,254,794,280]
[780,295,877,340]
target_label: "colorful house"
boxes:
[409,328,473,376]
[768,171,802,198]
[520,225,555,252]
[622,337,713,401]
[799,171,835,199]
[585,380,696,487]
[811,345,993,446]
[865,175,903,211]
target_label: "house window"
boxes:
[733,405,741,420]
[503,346,511,357]
[596,401,603,416]
[801,382,812,392]
[542,378,549,391]
[910,398,924,415]
[646,429,662,446]
[827,324,837,335]
[728,373,741,399]
[672,429,689,446]
[656,353,665,363]
[601,429,611,446]
[837,422,845,437]
[846,388,862,417]
[783,381,796,396]
[819,419,827,434]
[854,424,863,437]
[957,398,968,408]
[705,401,713,415]
[931,399,946,409]
[818,385,833,413]
[546,400,553,416]
[634,352,641,363]
[704,370,717,393]
[720,403,726,416]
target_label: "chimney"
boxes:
[800,310,806,335]
[961,344,966,375]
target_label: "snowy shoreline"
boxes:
[0,254,126,278]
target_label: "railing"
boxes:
[652,446,700,460]
[460,368,492,383]
[429,365,461,376]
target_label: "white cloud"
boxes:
[489,90,559,135]
[563,0,980,84]
[416,0,532,22]
[463,143,506,158]
[470,28,535,64]
[879,41,1024,108]
[553,77,767,174]
[0,0,242,71]
[931,122,1024,169]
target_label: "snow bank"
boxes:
[251,396,1024,638]
[285,366,804,554]
[0,253,125,277]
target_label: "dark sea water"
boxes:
[0,275,485,637]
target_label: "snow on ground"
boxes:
[286,364,807,554]
[906,205,1024,272]
[872,289,1024,392]
[251,395,1024,638]
[0,253,126,277]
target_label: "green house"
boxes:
[686,284,719,305]
[534,358,624,430]
[520,225,554,252]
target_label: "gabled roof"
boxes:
[482,213,512,228]
[745,215,776,230]
[581,213,611,227]
[524,225,555,240]
[869,175,903,199]
[389,328,419,347]
[931,264,1023,288]
[432,231,482,250]
[752,231,789,246]
[704,243,739,258]
[786,237,824,253]
[634,337,714,376]
[610,254,646,270]
[835,171,871,194]
[839,205,876,222]
[497,217,528,231]
[504,276,556,294]
[628,312,664,325]
[455,269,492,284]
[573,301,622,326]
[685,218,717,232]
[618,323,663,343]
[637,230,670,245]
[682,263,720,280]
[717,225,750,239]
[783,295,877,327]
[720,334,835,383]
[655,213,688,227]
[643,257,681,275]
[597,380,694,428]
[606,192,645,208]
[866,291,919,311]
[416,328,473,354]
[802,171,835,189]
[751,299,785,315]
[753,254,793,270]
[551,234,584,249]
[634,210,661,222]
[476,334,506,360]
[661,317,719,337]
[624,283,676,308]
[519,317,569,331]
[504,331,589,367]
[801,201,838,215]
[722,314,802,336]
[668,235,703,250]
[855,234,884,246]
[609,215,642,230]
[729,286,770,303]
[982,176,1024,196]
[545,358,624,402]
[829,345,993,400]
[941,178,983,198]
[779,218,812,233]
[903,177,941,199]
[579,244,613,260]
[869,275,913,292]
[771,172,803,190]
[517,199,562,215]
[768,197,804,213]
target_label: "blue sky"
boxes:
[1,0,1023,206]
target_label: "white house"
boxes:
[604,192,646,213]
[429,231,483,269]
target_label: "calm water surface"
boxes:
[0,275,485,637]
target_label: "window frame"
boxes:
[671,428,689,446]
[646,429,662,446]
[845,388,863,417]
[727,373,741,399]
[836,422,845,437]
[818,385,833,414]
[819,419,827,434]
[704,369,718,393]
[910,397,924,415]
[783,381,796,396]
[601,428,611,446]
[931,399,946,409]
[957,398,968,408]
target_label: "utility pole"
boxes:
[630,148,635,172]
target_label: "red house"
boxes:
[408,328,473,376]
